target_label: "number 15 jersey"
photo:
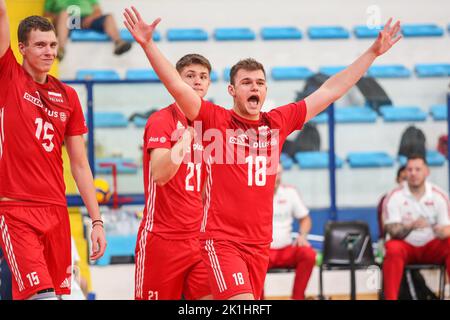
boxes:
[0,48,87,206]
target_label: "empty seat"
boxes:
[415,64,450,77]
[308,26,350,39]
[430,105,447,121]
[70,29,109,42]
[294,151,343,169]
[120,29,160,42]
[367,65,411,78]
[271,66,313,80]
[92,112,128,128]
[353,25,382,38]
[280,153,294,170]
[167,28,208,41]
[76,69,120,81]
[401,24,444,37]
[96,157,138,174]
[223,67,231,82]
[210,70,219,82]
[347,152,394,168]
[261,26,302,40]
[126,69,159,81]
[379,106,427,122]
[399,150,446,167]
[319,66,346,76]
[133,117,148,127]
[214,27,256,41]
[335,107,377,123]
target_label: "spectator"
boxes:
[382,154,450,300]
[265,165,316,300]
[44,0,132,60]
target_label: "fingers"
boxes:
[383,17,393,32]
[151,17,162,29]
[123,20,133,33]
[391,34,402,46]
[131,6,143,22]
[124,8,138,26]
[390,20,401,36]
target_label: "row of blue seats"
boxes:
[74,63,450,82]
[89,105,448,130]
[280,150,447,170]
[71,24,450,42]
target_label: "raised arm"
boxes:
[123,7,201,121]
[0,0,11,58]
[304,18,401,122]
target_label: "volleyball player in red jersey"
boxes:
[0,1,106,300]
[124,6,401,299]
[135,54,212,300]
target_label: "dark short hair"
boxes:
[176,54,212,74]
[407,154,428,166]
[229,58,266,85]
[18,16,56,44]
[396,165,406,180]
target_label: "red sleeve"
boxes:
[195,99,228,130]
[65,86,88,136]
[0,47,20,98]
[268,100,307,136]
[145,112,173,150]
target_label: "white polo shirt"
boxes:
[383,181,450,247]
[271,184,309,249]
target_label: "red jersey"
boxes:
[197,99,307,244]
[141,103,204,239]
[0,48,88,206]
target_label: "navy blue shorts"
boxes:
[81,14,108,32]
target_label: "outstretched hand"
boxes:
[123,6,161,47]
[370,18,402,56]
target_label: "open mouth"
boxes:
[247,95,260,107]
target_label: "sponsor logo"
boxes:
[251,138,278,149]
[229,134,249,147]
[176,121,185,130]
[149,137,159,143]
[160,137,167,143]
[60,277,71,289]
[60,112,67,122]
[23,91,43,108]
[48,91,64,103]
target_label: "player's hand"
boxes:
[412,217,429,229]
[123,6,160,47]
[369,18,402,56]
[295,234,311,247]
[433,225,449,239]
[90,224,107,260]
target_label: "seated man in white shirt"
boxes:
[266,165,316,300]
[382,154,450,300]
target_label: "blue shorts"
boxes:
[81,14,108,33]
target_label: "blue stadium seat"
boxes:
[347,152,394,168]
[70,29,109,42]
[430,105,447,121]
[335,107,378,123]
[76,69,120,81]
[401,24,444,37]
[319,66,346,76]
[167,28,208,41]
[223,67,231,82]
[120,29,160,42]
[96,157,138,174]
[379,106,427,122]
[133,117,148,127]
[399,150,446,167]
[92,112,128,128]
[307,26,350,39]
[214,28,256,41]
[415,64,450,77]
[353,25,382,38]
[280,153,294,170]
[294,151,344,169]
[210,70,219,82]
[271,66,314,80]
[125,69,159,81]
[367,65,411,78]
[261,27,302,40]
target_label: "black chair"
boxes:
[319,221,376,300]
[402,264,446,300]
